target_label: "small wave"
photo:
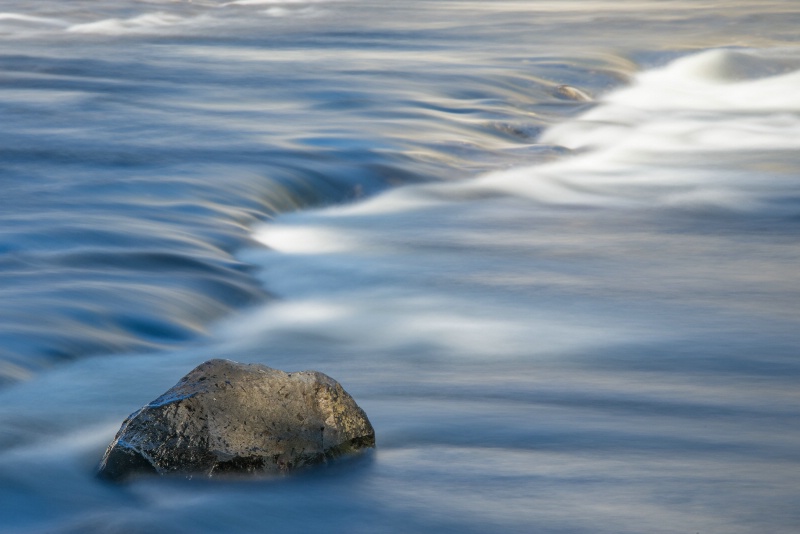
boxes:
[0,12,69,36]
[66,12,189,35]
[221,0,336,16]
[0,12,68,26]
[222,0,335,5]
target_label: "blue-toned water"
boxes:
[1,1,799,533]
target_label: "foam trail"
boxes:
[0,13,68,26]
[222,0,336,5]
[236,50,800,366]
[236,47,800,382]
[67,12,190,35]
[457,48,800,213]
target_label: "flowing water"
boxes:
[0,1,799,533]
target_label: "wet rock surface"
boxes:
[98,359,375,481]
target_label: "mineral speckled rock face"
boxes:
[98,359,375,481]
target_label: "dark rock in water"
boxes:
[98,359,375,481]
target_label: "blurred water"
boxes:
[0,1,799,533]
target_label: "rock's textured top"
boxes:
[98,359,375,481]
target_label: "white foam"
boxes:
[66,12,189,35]
[220,288,635,359]
[1,423,118,461]
[0,12,68,26]
[261,6,318,17]
[223,0,334,5]
[461,48,800,212]
[254,223,359,254]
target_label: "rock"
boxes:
[553,84,592,102]
[98,359,375,481]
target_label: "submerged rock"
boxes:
[98,359,375,481]
[553,84,592,102]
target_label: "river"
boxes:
[1,2,799,533]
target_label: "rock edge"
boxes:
[98,359,375,481]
